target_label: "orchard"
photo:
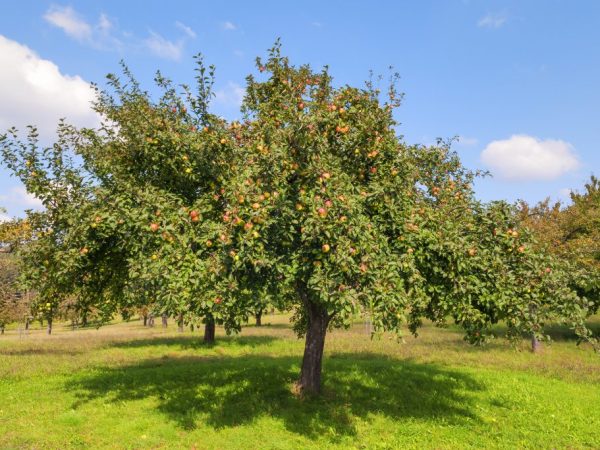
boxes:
[1,43,597,394]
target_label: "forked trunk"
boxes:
[204,316,215,343]
[255,310,262,326]
[297,290,329,395]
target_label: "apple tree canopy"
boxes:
[1,42,595,393]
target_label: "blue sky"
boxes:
[1,0,599,219]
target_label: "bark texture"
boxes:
[297,286,330,394]
[204,316,215,343]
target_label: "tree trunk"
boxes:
[531,335,541,353]
[529,304,540,353]
[149,315,155,327]
[47,317,53,335]
[255,310,262,326]
[25,318,29,331]
[190,323,195,332]
[297,294,329,395]
[204,316,215,343]
[177,313,184,332]
[162,314,168,328]
[1,326,4,335]
[143,315,148,326]
[81,313,88,327]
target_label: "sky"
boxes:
[1,0,599,220]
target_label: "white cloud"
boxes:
[558,188,572,199]
[44,6,123,51]
[44,6,194,60]
[98,13,112,33]
[222,21,237,31]
[0,34,99,139]
[176,21,196,39]
[458,136,478,146]
[480,135,580,181]
[477,12,508,29]
[0,186,44,215]
[44,5,92,42]
[144,32,184,61]
[214,82,245,108]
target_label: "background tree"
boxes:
[1,44,596,394]
[0,215,34,333]
[519,175,600,315]
[0,253,21,333]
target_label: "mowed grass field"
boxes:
[0,314,599,449]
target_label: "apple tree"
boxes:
[1,44,596,393]
[233,43,596,392]
[0,59,279,342]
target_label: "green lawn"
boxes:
[0,315,598,449]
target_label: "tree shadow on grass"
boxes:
[65,352,484,440]
[489,316,600,343]
[0,347,85,356]
[108,334,279,350]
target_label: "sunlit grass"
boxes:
[0,314,598,449]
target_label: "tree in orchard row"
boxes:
[518,176,600,315]
[0,214,35,334]
[1,43,596,394]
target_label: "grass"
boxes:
[0,315,599,449]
